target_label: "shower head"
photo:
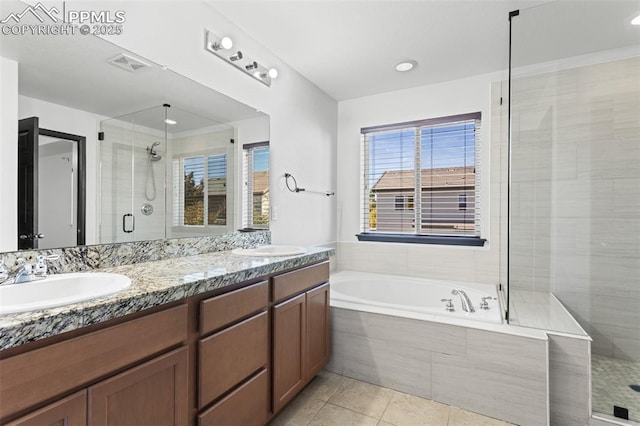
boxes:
[150,153,162,161]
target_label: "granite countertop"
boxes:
[0,247,333,351]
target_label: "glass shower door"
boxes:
[509,2,640,422]
[99,106,167,244]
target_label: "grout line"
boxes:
[305,400,327,426]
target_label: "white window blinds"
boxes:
[172,153,227,227]
[361,112,481,238]
[242,143,270,229]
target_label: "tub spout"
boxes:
[452,289,475,313]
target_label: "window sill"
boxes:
[355,233,486,247]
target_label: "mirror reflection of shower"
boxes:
[145,141,162,201]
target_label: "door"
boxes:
[88,347,188,426]
[272,293,306,413]
[306,283,330,378]
[17,117,39,249]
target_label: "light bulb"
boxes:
[220,36,233,49]
[632,13,640,25]
[268,68,278,79]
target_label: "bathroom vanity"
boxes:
[0,249,331,425]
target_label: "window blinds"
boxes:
[242,143,270,229]
[361,112,481,237]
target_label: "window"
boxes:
[358,112,484,246]
[172,153,227,227]
[458,194,467,211]
[242,142,270,229]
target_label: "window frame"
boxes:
[172,148,229,229]
[357,112,486,247]
[241,141,270,231]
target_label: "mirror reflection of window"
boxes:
[242,143,270,230]
[174,153,227,227]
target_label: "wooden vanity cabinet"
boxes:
[197,280,270,425]
[4,390,87,426]
[272,263,330,414]
[0,305,189,426]
[0,260,330,426]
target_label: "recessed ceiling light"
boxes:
[395,60,417,72]
[164,119,177,125]
[632,13,640,25]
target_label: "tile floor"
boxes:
[270,371,514,426]
[592,354,640,422]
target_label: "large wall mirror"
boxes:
[0,0,270,252]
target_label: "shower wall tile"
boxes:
[510,56,640,360]
[548,334,591,426]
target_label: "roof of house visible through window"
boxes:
[372,167,475,191]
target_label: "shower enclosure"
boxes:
[99,105,235,243]
[508,2,640,423]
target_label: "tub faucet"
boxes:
[452,289,475,313]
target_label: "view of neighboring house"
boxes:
[252,171,270,226]
[207,177,227,225]
[370,166,476,234]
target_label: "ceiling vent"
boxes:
[107,53,151,72]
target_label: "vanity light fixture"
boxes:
[395,60,417,72]
[208,36,233,51]
[205,29,278,87]
[632,13,640,25]
[229,51,243,62]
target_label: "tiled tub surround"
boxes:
[326,271,592,426]
[0,243,332,351]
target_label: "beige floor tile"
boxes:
[328,377,395,419]
[381,392,450,426]
[309,403,379,426]
[448,407,509,426]
[271,395,326,426]
[301,370,345,401]
[378,422,395,426]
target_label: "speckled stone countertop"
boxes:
[0,247,333,351]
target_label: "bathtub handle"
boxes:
[441,298,455,312]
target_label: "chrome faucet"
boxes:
[7,255,60,284]
[451,289,475,313]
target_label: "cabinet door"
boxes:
[306,283,330,379]
[272,293,306,414]
[5,390,86,426]
[88,347,188,426]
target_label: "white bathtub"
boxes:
[330,270,503,324]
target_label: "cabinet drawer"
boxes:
[198,369,268,426]
[272,262,329,303]
[0,304,187,421]
[200,280,268,335]
[199,311,269,408]
[5,390,86,426]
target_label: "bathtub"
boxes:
[330,270,503,324]
[326,271,551,425]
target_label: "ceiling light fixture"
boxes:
[204,29,278,87]
[632,13,640,25]
[395,60,417,72]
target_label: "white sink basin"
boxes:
[232,245,307,257]
[0,272,131,315]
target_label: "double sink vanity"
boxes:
[0,240,333,426]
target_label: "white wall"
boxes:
[19,95,106,246]
[336,72,505,284]
[0,57,18,252]
[67,0,338,247]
